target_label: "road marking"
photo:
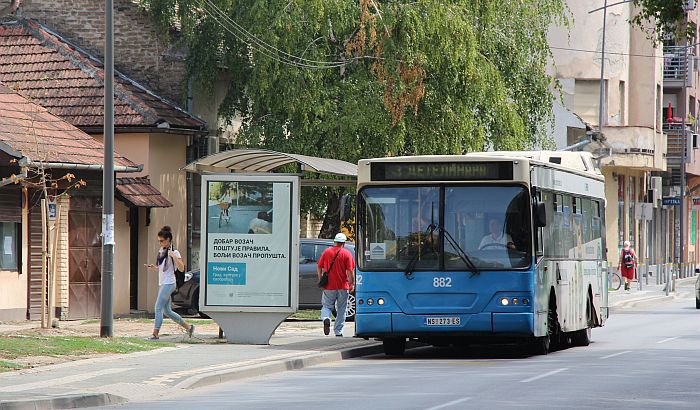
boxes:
[425,397,472,410]
[520,367,568,383]
[657,336,681,344]
[600,350,632,359]
[0,368,131,393]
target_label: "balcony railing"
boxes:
[663,123,690,167]
[664,46,694,86]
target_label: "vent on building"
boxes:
[693,134,699,149]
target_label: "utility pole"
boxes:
[597,0,608,135]
[100,0,115,337]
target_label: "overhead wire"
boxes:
[199,0,352,69]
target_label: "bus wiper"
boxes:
[438,225,480,277]
[404,223,437,280]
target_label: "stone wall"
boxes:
[17,0,187,103]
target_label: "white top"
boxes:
[158,249,181,286]
[220,194,232,203]
[478,233,513,250]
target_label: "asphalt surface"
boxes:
[112,283,700,410]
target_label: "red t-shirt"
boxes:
[317,245,355,290]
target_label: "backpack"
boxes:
[623,250,634,269]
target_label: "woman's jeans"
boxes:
[154,283,184,330]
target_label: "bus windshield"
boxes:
[358,185,532,271]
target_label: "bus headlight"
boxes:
[500,297,510,306]
[367,298,374,306]
[377,298,385,305]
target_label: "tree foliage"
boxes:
[141,0,567,232]
[142,0,566,156]
[632,0,695,42]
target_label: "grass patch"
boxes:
[0,360,25,372]
[289,309,321,321]
[0,335,172,360]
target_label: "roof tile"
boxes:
[0,84,136,167]
[116,177,173,208]
[0,20,205,131]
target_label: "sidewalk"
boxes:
[0,321,380,409]
[608,276,696,310]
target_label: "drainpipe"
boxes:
[186,78,195,269]
[18,158,143,173]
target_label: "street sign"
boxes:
[46,195,57,221]
[662,197,681,206]
[693,197,700,208]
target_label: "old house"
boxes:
[0,18,207,319]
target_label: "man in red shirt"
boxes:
[317,233,356,336]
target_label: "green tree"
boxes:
[142,0,567,235]
[632,0,695,42]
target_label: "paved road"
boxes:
[113,285,700,410]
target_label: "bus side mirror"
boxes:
[535,202,547,227]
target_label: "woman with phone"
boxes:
[145,226,195,340]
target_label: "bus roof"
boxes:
[464,151,602,178]
[359,151,602,180]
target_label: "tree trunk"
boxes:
[319,191,341,239]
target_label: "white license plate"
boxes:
[425,317,460,326]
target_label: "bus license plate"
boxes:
[425,317,460,326]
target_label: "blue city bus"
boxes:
[354,152,608,355]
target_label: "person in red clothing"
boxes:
[618,240,637,291]
[317,232,356,336]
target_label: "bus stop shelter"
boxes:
[182,148,357,183]
[181,148,356,344]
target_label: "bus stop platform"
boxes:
[0,321,380,409]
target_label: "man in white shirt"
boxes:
[478,218,516,250]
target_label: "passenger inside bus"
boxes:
[478,218,516,250]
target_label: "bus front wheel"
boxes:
[383,338,406,356]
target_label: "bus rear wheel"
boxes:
[383,338,406,356]
[571,297,593,346]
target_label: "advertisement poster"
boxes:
[204,179,293,307]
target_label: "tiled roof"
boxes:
[0,84,136,167]
[0,19,205,131]
[116,177,173,208]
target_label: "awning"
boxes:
[182,148,357,177]
[116,177,173,208]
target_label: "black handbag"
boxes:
[170,245,185,288]
[318,249,342,288]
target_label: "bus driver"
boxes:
[478,218,516,250]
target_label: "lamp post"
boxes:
[100,0,115,337]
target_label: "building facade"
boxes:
[548,1,668,275]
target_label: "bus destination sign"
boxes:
[371,161,513,181]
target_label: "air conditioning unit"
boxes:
[207,136,220,155]
[693,134,699,149]
[685,0,696,11]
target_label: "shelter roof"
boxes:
[183,148,358,177]
[116,177,172,208]
[0,19,205,132]
[0,84,136,167]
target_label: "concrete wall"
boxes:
[16,0,187,103]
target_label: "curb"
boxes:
[175,342,383,390]
[0,393,126,410]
